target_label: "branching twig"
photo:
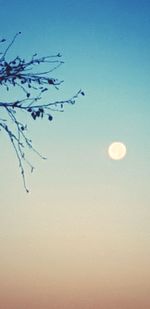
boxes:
[0,33,85,192]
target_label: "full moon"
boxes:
[108,142,127,160]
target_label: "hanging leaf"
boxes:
[48,114,53,121]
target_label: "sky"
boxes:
[0,0,150,308]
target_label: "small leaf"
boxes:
[31,112,36,120]
[48,79,54,85]
[0,38,6,43]
[27,108,32,112]
[48,114,53,121]
[36,110,40,117]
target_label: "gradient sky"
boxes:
[0,0,150,308]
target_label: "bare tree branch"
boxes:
[0,33,85,192]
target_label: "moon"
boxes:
[108,142,127,160]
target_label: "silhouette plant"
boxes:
[0,32,84,192]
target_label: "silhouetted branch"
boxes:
[0,33,85,192]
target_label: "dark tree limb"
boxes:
[0,33,85,192]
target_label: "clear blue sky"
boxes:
[0,1,150,308]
